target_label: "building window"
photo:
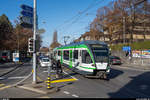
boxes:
[73,50,78,59]
[63,50,69,60]
[82,50,92,64]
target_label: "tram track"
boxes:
[0,63,24,77]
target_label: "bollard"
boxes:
[47,76,51,89]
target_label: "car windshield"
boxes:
[42,59,49,62]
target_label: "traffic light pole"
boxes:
[33,0,37,84]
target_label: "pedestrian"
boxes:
[56,60,63,79]
[126,51,129,57]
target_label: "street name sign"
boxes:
[20,16,33,25]
[21,10,33,17]
[21,4,33,13]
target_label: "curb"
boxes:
[16,85,59,94]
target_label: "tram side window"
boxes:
[82,50,92,64]
[73,50,78,59]
[58,51,61,56]
[63,50,69,60]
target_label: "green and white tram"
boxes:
[53,40,111,79]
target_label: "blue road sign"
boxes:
[122,46,131,52]
[20,16,33,25]
[21,4,33,13]
[21,11,33,17]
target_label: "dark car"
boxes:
[110,56,122,65]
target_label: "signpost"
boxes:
[20,3,37,84]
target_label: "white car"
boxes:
[40,58,51,67]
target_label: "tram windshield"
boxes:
[90,44,109,63]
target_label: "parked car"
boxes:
[110,56,122,65]
[40,58,51,67]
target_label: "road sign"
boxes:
[122,46,131,52]
[13,53,19,62]
[21,4,33,13]
[21,10,33,17]
[20,16,33,25]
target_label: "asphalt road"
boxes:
[0,63,32,85]
[0,63,150,98]
[41,65,150,98]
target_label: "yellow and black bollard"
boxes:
[47,76,51,89]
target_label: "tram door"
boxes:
[80,50,92,71]
[72,50,79,69]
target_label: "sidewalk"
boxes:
[15,71,60,95]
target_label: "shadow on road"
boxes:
[108,72,150,98]
[109,68,124,79]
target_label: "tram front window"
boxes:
[90,44,109,63]
[93,50,108,63]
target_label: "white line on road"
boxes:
[0,76,27,80]
[63,91,70,95]
[72,94,79,98]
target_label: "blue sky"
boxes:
[0,0,113,47]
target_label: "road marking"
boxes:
[0,85,11,91]
[0,84,5,87]
[63,71,79,81]
[43,70,56,73]
[0,76,27,80]
[43,71,48,73]
[72,94,79,98]
[63,91,70,94]
[45,78,77,83]
[8,76,27,79]
[51,78,77,83]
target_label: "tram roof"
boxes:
[58,40,107,48]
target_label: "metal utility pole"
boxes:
[33,0,37,84]
[123,17,126,44]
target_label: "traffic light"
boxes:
[28,37,34,53]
